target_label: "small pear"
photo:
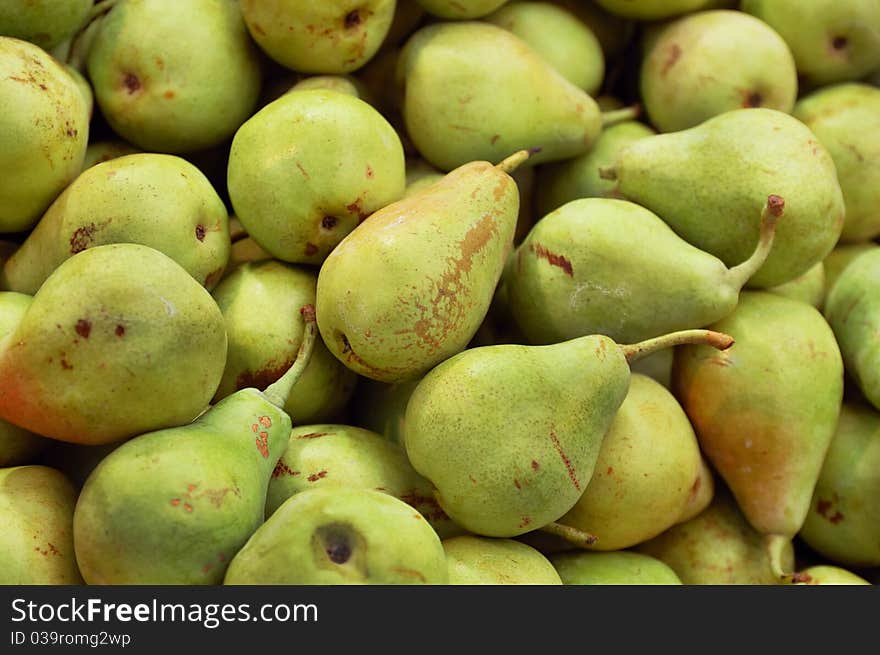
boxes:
[798,402,880,568]
[550,551,682,585]
[316,151,526,383]
[225,487,448,585]
[289,75,364,97]
[0,244,228,445]
[397,22,602,171]
[80,140,142,172]
[674,292,844,540]
[793,565,871,586]
[768,262,825,309]
[603,108,845,287]
[0,465,82,584]
[594,0,715,20]
[73,307,317,585]
[506,196,781,345]
[415,0,509,19]
[0,0,91,50]
[404,328,733,537]
[443,535,562,584]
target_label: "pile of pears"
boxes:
[2,0,880,587]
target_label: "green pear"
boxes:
[673,292,844,541]
[0,0,91,50]
[0,465,82,584]
[550,551,682,585]
[351,378,421,445]
[536,120,655,216]
[594,0,714,20]
[443,535,562,584]
[397,22,602,171]
[793,83,880,242]
[742,0,880,86]
[225,237,272,278]
[640,10,797,133]
[266,424,459,538]
[416,0,509,19]
[677,456,716,523]
[637,488,795,584]
[290,75,364,97]
[552,0,634,59]
[315,151,525,383]
[404,328,733,537]
[793,565,871,586]
[212,261,358,425]
[486,2,605,96]
[556,374,710,551]
[799,403,880,568]
[768,262,825,309]
[87,0,262,153]
[65,64,93,118]
[0,244,228,445]
[602,108,845,287]
[404,158,444,197]
[825,250,880,410]
[228,89,405,265]
[2,154,231,294]
[823,242,879,306]
[81,140,141,171]
[0,37,89,233]
[225,486,448,585]
[74,308,317,585]
[240,0,395,74]
[506,196,781,345]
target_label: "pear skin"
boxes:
[443,535,562,584]
[550,551,682,585]
[768,262,825,309]
[823,243,878,304]
[595,0,714,20]
[81,140,142,172]
[794,565,871,586]
[416,0,509,19]
[0,0,91,50]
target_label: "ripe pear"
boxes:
[404,158,444,197]
[316,151,525,383]
[602,108,845,287]
[550,551,682,585]
[768,262,825,309]
[742,0,880,86]
[674,292,844,541]
[266,424,460,538]
[290,74,364,97]
[0,465,82,584]
[0,244,228,445]
[2,154,231,294]
[486,2,605,96]
[228,89,405,265]
[506,196,781,345]
[87,0,262,153]
[240,0,395,74]
[793,83,880,242]
[0,0,91,50]
[404,328,733,537]
[0,37,89,233]
[351,378,421,445]
[225,237,272,278]
[794,565,871,586]
[74,308,317,585]
[212,262,357,425]
[556,374,711,551]
[397,22,602,171]
[823,243,879,306]
[81,140,141,172]
[416,0,509,19]
[443,536,562,584]
[225,487,448,585]
[825,250,880,410]
[552,0,634,58]
[594,0,714,20]
[640,11,797,133]
[799,403,880,568]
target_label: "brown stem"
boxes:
[726,195,785,289]
[539,522,598,550]
[621,329,734,363]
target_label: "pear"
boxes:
[289,75,364,97]
[602,108,845,288]
[550,551,682,585]
[240,1,396,74]
[0,465,82,584]
[267,424,459,538]
[225,486,448,585]
[443,535,562,584]
[73,307,317,585]
[536,120,656,216]
[228,89,405,265]
[640,11,797,133]
[742,0,880,86]
[799,402,880,568]
[2,154,231,294]
[0,37,89,233]
[637,488,795,585]
[351,378,421,445]
[793,83,880,242]
[594,0,715,20]
[628,349,674,390]
[673,292,844,542]
[397,22,602,171]
[793,565,871,586]
[65,65,93,118]
[404,158,444,197]
[486,2,605,96]
[404,328,733,538]
[225,237,273,278]
[316,151,526,383]
[825,250,880,410]
[416,0,509,19]
[556,374,711,551]
[823,243,879,304]
[212,262,357,425]
[506,196,781,345]
[768,262,825,309]
[552,0,634,58]
[0,0,91,50]
[0,244,228,445]
[81,140,141,172]
[87,0,262,153]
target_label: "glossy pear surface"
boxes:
[550,551,682,585]
[443,536,562,584]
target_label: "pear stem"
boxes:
[601,104,641,127]
[766,534,800,582]
[496,149,536,174]
[262,305,318,409]
[539,522,599,549]
[726,195,785,289]
[621,329,734,363]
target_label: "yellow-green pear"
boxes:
[80,140,141,172]
[0,0,91,50]
[794,565,871,585]
[550,551,682,585]
[823,243,878,302]
[290,74,364,97]
[594,0,715,20]
[416,0,509,19]
[443,535,562,584]
[768,262,825,309]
